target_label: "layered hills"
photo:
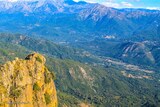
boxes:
[0,33,159,107]
[0,0,160,106]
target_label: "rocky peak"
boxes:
[25,52,46,64]
[0,53,57,107]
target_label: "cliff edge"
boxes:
[0,53,57,107]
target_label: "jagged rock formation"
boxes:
[0,53,57,107]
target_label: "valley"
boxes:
[0,33,159,107]
[0,0,160,107]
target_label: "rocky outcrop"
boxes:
[0,53,57,107]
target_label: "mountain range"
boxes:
[0,0,160,107]
[0,0,159,41]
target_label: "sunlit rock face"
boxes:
[0,53,58,107]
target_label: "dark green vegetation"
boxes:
[36,56,43,63]
[73,39,160,68]
[58,91,80,107]
[0,0,160,106]
[44,92,51,105]
[0,1,160,42]
[0,33,159,107]
[0,33,99,64]
[10,86,22,99]
[1,0,159,71]
[33,83,41,92]
[44,70,52,84]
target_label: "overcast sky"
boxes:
[2,0,160,9]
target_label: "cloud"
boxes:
[102,2,120,8]
[7,0,18,2]
[82,0,97,3]
[73,0,80,2]
[73,0,97,3]
[146,7,160,10]
[121,2,133,7]
[105,0,114,2]
[102,1,133,8]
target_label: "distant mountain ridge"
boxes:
[0,0,160,107]
[0,0,86,13]
[0,0,159,41]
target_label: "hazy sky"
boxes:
[2,0,160,9]
[74,0,160,9]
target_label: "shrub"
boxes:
[29,71,32,77]
[51,72,56,80]
[36,56,42,63]
[44,92,51,105]
[44,71,51,84]
[20,76,23,81]
[33,83,41,92]
[9,86,21,99]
